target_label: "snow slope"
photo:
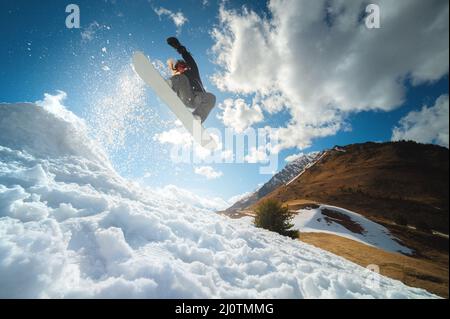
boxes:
[291,205,413,254]
[0,101,437,298]
[155,185,229,211]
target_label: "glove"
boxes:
[167,37,181,50]
[167,37,187,55]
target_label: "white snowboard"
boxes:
[132,51,217,150]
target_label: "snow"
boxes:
[291,205,413,254]
[228,191,253,207]
[228,152,320,211]
[286,152,327,186]
[0,101,437,298]
[154,185,229,211]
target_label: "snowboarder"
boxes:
[166,37,216,123]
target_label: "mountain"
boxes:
[254,141,449,234]
[0,102,436,298]
[258,152,322,197]
[225,152,322,213]
[233,141,449,297]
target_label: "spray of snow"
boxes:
[0,100,437,298]
[83,65,174,177]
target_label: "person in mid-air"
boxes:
[166,37,216,123]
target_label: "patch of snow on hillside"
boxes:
[291,205,413,254]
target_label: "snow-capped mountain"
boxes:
[0,102,437,298]
[258,152,322,197]
[225,152,322,213]
[254,141,449,235]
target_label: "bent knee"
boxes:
[208,93,216,106]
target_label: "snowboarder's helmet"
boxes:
[174,60,189,73]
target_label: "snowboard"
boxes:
[132,51,217,150]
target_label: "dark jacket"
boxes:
[177,46,205,93]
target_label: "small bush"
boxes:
[254,199,299,239]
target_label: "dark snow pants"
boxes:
[169,74,216,123]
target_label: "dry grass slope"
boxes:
[300,232,448,298]
[238,141,449,297]
[257,141,449,233]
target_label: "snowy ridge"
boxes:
[0,102,437,298]
[227,152,320,212]
[259,152,321,197]
[286,151,328,186]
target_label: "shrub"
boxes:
[254,199,299,239]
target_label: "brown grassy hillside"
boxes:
[227,141,449,297]
[255,141,449,233]
[300,232,448,298]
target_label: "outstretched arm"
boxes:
[166,37,199,76]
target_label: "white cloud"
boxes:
[255,93,287,114]
[143,172,153,178]
[194,166,223,180]
[392,94,449,148]
[154,127,234,162]
[154,7,188,32]
[245,146,269,163]
[285,152,305,162]
[153,127,193,146]
[211,0,449,151]
[217,98,264,133]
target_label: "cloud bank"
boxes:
[392,94,449,148]
[154,7,188,33]
[211,0,449,150]
[194,166,223,180]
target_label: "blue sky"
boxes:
[1,0,448,203]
